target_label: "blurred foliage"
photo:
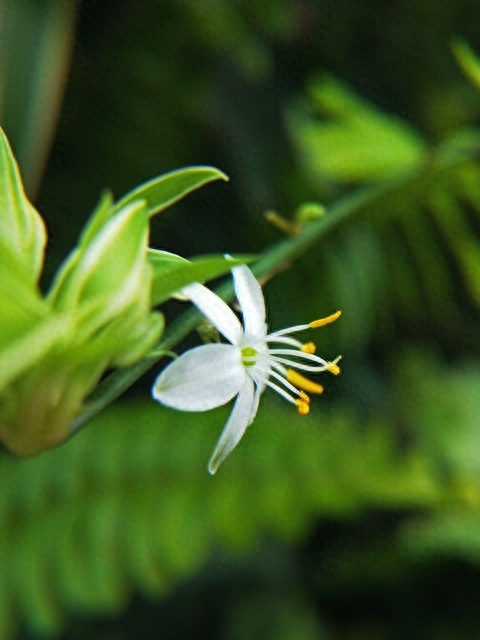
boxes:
[263,133,480,364]
[0,0,78,196]
[452,39,480,92]
[288,75,427,185]
[2,351,480,638]
[2,0,480,638]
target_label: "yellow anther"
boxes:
[328,362,341,375]
[309,310,342,329]
[287,369,324,394]
[301,342,316,354]
[298,390,310,404]
[295,399,310,415]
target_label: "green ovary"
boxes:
[241,346,258,367]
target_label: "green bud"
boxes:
[0,127,46,285]
[0,127,230,455]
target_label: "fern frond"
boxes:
[288,74,427,186]
[4,346,480,636]
[287,142,480,355]
[0,390,441,637]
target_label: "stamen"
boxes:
[260,377,299,406]
[301,342,316,354]
[267,324,310,337]
[295,399,310,415]
[265,335,304,348]
[309,310,342,328]
[254,362,310,400]
[269,355,331,373]
[268,349,329,366]
[328,362,341,375]
[327,356,342,375]
[287,369,324,394]
[298,390,310,404]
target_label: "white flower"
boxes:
[152,265,341,474]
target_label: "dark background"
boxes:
[2,1,480,638]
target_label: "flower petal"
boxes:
[182,282,243,345]
[248,380,264,424]
[208,375,255,474]
[233,265,266,339]
[152,343,245,411]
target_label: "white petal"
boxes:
[182,282,243,345]
[248,383,263,424]
[208,376,255,474]
[152,343,245,411]
[233,265,266,339]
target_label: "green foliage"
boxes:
[223,587,332,640]
[360,151,480,350]
[0,132,234,456]
[149,251,254,306]
[397,351,480,479]
[2,2,480,637]
[0,0,78,195]
[452,39,480,91]
[283,84,480,354]
[113,166,229,218]
[179,0,298,79]
[1,349,478,638]
[288,75,427,186]
[0,128,46,286]
[390,354,480,569]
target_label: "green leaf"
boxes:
[0,266,52,387]
[110,312,165,368]
[0,274,48,348]
[451,39,480,91]
[0,126,46,284]
[146,249,189,269]
[50,200,149,322]
[397,352,480,478]
[403,511,480,563]
[148,252,254,305]
[286,138,480,354]
[113,166,229,218]
[47,191,116,305]
[80,302,165,369]
[74,190,115,251]
[0,2,78,195]
[0,313,70,390]
[288,75,426,184]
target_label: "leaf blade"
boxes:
[113,166,229,218]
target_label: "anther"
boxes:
[309,310,342,329]
[328,362,341,375]
[301,342,316,354]
[295,399,310,415]
[298,390,310,404]
[287,370,324,394]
